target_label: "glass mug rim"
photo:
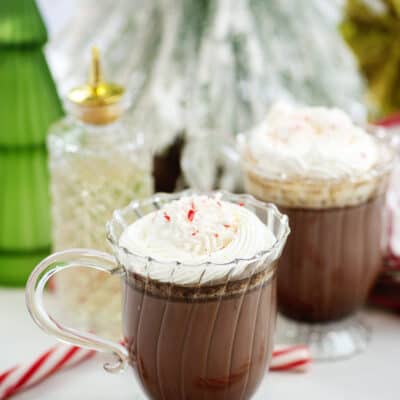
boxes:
[106,190,290,271]
[25,190,290,379]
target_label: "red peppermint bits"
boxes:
[192,230,198,236]
[163,212,171,222]
[223,224,231,228]
[238,202,245,207]
[214,233,219,238]
[187,208,196,222]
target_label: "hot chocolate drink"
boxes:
[117,194,288,400]
[26,191,289,398]
[278,195,384,322]
[240,103,394,358]
[123,267,276,400]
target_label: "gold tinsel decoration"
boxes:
[341,0,400,117]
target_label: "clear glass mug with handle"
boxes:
[26,191,289,400]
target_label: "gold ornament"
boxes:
[341,0,400,117]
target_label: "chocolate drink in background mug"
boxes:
[278,195,385,322]
[26,192,290,400]
[239,102,395,360]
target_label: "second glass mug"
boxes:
[26,192,290,400]
[238,126,395,360]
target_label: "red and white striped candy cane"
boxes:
[0,344,310,399]
[0,345,95,400]
[270,345,311,372]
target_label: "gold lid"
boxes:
[67,47,124,107]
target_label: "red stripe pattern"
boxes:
[0,345,95,400]
[1,348,55,399]
[0,344,310,399]
[0,368,18,386]
[270,345,311,372]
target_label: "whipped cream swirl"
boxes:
[118,195,276,283]
[246,102,379,180]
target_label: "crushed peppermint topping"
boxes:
[148,195,240,255]
[187,208,196,222]
[163,212,171,222]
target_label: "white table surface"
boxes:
[0,288,399,400]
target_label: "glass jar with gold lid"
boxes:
[47,48,154,340]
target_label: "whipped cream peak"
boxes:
[146,195,240,257]
[119,194,276,267]
[246,102,380,180]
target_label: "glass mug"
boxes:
[239,127,395,360]
[26,192,289,400]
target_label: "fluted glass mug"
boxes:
[26,192,289,400]
[239,127,395,360]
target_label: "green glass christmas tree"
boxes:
[0,0,63,285]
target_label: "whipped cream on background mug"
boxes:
[26,191,289,400]
[246,102,379,180]
[240,102,394,208]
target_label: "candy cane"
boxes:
[0,345,95,400]
[270,345,311,372]
[0,344,310,399]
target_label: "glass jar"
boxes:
[47,48,154,339]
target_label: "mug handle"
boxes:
[25,248,129,373]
